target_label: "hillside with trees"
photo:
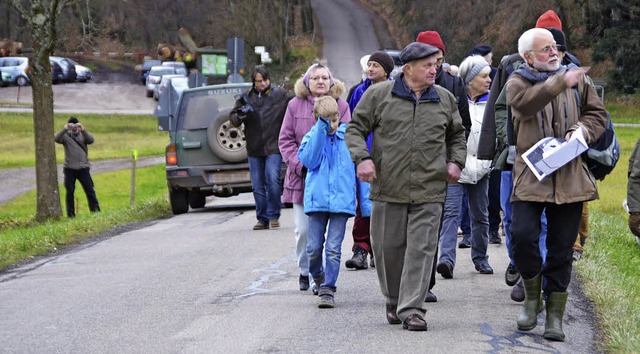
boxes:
[1,0,638,93]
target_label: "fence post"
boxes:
[130,150,138,206]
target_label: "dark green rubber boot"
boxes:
[517,273,543,331]
[543,292,569,341]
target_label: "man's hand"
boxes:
[564,67,588,88]
[356,159,377,183]
[75,123,84,131]
[629,212,640,237]
[446,162,462,184]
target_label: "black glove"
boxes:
[629,212,640,237]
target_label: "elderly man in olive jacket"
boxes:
[346,42,466,331]
[506,28,607,342]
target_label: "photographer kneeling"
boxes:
[229,65,292,230]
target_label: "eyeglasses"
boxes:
[529,44,559,54]
[310,76,330,81]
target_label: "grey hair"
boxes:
[458,55,490,85]
[518,28,552,58]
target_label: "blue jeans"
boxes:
[462,176,490,266]
[501,170,547,266]
[248,154,282,224]
[307,212,349,291]
[438,183,464,267]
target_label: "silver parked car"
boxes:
[153,74,186,101]
[0,57,30,86]
[145,66,176,98]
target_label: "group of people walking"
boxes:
[232,9,611,340]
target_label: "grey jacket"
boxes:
[55,128,95,169]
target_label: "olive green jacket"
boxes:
[628,138,640,213]
[346,76,466,204]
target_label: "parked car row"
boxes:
[144,61,187,100]
[0,56,93,86]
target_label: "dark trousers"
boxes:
[511,201,582,293]
[488,169,502,233]
[64,167,100,218]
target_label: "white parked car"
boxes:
[66,58,93,82]
[145,66,176,98]
[153,74,186,101]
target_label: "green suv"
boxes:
[160,82,253,214]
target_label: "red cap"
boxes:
[415,31,446,54]
[535,10,562,30]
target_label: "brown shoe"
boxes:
[253,222,269,230]
[269,219,280,228]
[385,304,401,325]
[403,314,428,331]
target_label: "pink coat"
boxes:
[278,77,351,204]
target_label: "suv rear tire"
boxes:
[207,109,247,163]
[188,192,207,209]
[169,187,189,214]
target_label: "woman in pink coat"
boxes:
[278,63,351,292]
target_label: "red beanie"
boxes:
[416,31,446,54]
[535,10,562,30]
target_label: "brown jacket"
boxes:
[506,67,607,204]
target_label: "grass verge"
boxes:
[0,164,170,269]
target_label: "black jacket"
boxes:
[436,69,471,133]
[230,85,292,157]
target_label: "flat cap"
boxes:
[399,42,440,64]
[469,44,492,57]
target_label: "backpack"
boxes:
[573,88,620,180]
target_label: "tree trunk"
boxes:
[11,0,67,221]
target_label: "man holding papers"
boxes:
[505,28,607,342]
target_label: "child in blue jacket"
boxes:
[298,96,366,308]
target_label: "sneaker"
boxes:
[572,250,583,261]
[458,236,471,249]
[299,274,309,291]
[253,221,269,230]
[424,290,437,303]
[510,280,525,302]
[505,263,521,286]
[269,219,280,228]
[345,246,368,270]
[318,288,335,308]
[489,230,502,244]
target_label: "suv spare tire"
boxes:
[207,108,247,163]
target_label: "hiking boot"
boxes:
[489,230,502,244]
[436,262,453,279]
[253,221,269,230]
[318,287,335,308]
[345,246,368,270]
[505,263,521,286]
[458,236,471,249]
[510,279,525,302]
[312,275,325,295]
[572,250,583,261]
[269,219,280,228]
[369,256,375,268]
[299,274,309,291]
[424,290,437,303]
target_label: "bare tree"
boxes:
[10,0,73,221]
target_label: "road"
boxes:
[0,194,598,353]
[0,0,600,352]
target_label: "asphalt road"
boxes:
[0,194,598,353]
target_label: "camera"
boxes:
[234,94,254,115]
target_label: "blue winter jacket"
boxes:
[298,119,369,216]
